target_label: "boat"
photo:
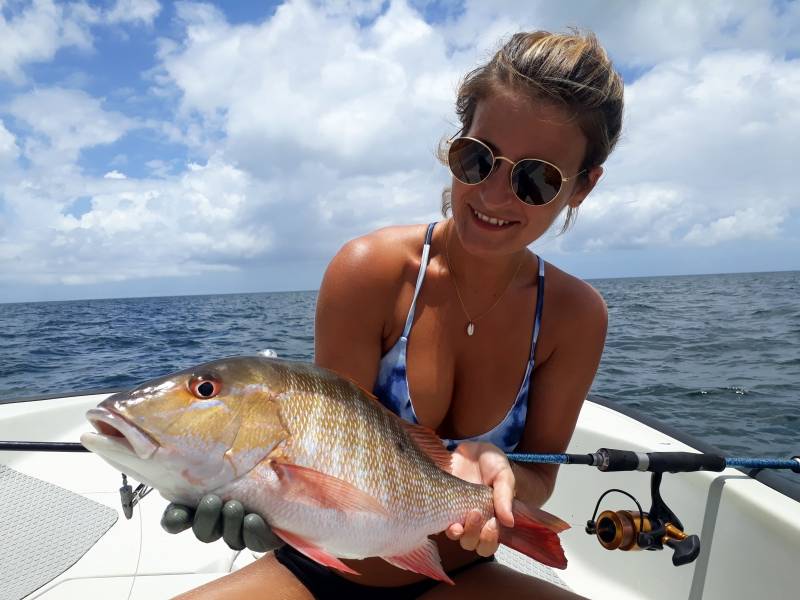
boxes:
[1,388,798,600]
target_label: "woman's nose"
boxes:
[480,158,516,206]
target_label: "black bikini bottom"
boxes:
[274,544,495,599]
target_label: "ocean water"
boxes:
[1,271,797,480]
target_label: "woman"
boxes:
[175,29,623,600]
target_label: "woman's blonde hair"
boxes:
[440,29,624,232]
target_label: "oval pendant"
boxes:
[466,322,475,336]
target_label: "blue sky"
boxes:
[0,0,798,303]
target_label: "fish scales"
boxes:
[276,361,491,524]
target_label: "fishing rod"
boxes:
[506,448,800,473]
[6,442,800,472]
[508,448,799,568]
[0,441,89,452]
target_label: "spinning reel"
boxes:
[585,471,700,566]
[576,447,731,566]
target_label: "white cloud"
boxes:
[318,0,385,19]
[104,0,161,26]
[0,0,161,84]
[0,0,459,287]
[1,157,272,285]
[157,0,459,171]
[0,120,20,163]
[445,0,800,69]
[138,0,458,269]
[7,87,137,163]
[548,48,800,253]
[558,184,692,252]
[683,208,784,246]
[1,0,799,294]
[0,0,94,82]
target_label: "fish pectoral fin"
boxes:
[272,528,360,576]
[273,462,390,517]
[381,539,454,585]
[398,420,453,473]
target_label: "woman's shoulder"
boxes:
[322,223,432,298]
[339,223,429,256]
[542,260,608,329]
[317,224,434,349]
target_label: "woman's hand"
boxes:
[445,441,515,556]
[161,494,283,552]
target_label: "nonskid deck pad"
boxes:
[0,465,118,600]
[496,546,572,590]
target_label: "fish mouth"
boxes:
[83,407,159,460]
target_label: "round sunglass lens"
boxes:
[512,160,562,205]
[448,138,494,184]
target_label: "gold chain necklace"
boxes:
[444,221,525,337]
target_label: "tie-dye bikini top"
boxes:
[373,222,546,452]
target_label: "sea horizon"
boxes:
[2,267,798,306]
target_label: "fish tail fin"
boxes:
[498,499,569,569]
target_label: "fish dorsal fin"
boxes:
[343,376,380,403]
[399,420,453,474]
[272,461,390,517]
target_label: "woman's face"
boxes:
[450,91,601,257]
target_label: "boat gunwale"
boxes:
[2,388,798,502]
[0,388,123,404]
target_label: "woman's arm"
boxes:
[314,230,405,388]
[514,276,608,507]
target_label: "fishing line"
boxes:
[126,500,144,600]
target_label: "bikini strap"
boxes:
[529,256,546,361]
[401,222,437,338]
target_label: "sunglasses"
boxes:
[447,136,585,206]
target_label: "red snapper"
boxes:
[80,356,569,583]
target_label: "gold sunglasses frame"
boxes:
[446,136,586,206]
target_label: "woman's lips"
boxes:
[468,204,518,230]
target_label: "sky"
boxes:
[0,0,798,303]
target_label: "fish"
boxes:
[80,356,569,583]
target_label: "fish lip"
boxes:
[86,407,158,460]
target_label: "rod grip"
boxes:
[597,449,726,473]
[648,452,725,473]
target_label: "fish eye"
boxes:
[188,376,221,399]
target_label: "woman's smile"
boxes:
[469,204,519,230]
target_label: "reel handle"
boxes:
[666,535,701,566]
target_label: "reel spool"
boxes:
[594,510,652,551]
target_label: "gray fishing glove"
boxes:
[161,494,283,552]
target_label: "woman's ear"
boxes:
[567,165,603,209]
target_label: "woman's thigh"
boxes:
[173,553,313,600]
[418,561,589,600]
